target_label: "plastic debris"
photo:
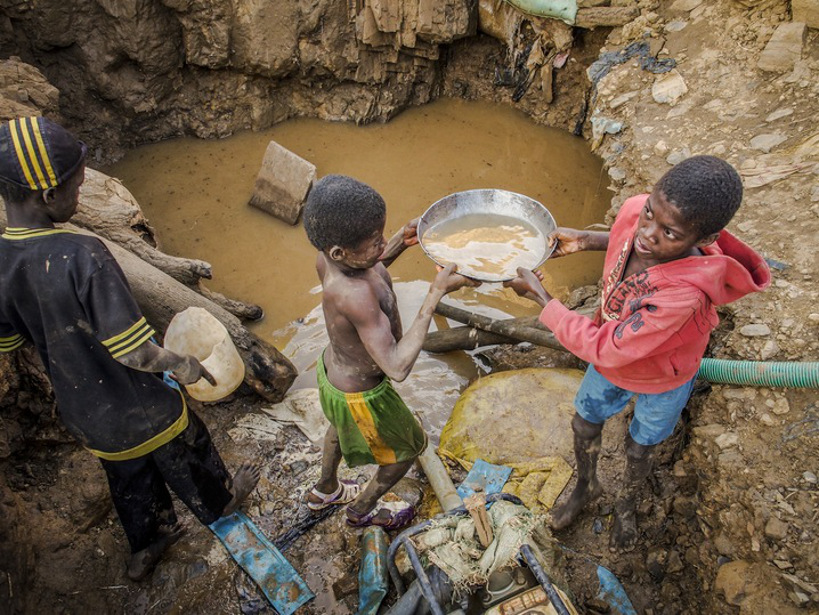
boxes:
[356,527,389,615]
[210,511,314,615]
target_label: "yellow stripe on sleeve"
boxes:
[0,334,25,352]
[346,392,397,465]
[109,326,155,358]
[102,317,149,348]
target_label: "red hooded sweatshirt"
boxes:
[539,195,771,394]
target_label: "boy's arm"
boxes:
[342,264,474,381]
[379,219,418,268]
[115,341,216,386]
[539,295,694,368]
[549,228,610,258]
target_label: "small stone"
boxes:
[667,147,691,165]
[808,313,819,323]
[790,590,811,607]
[759,413,776,426]
[766,107,794,122]
[667,550,684,574]
[750,133,787,153]
[715,432,739,450]
[593,518,604,534]
[654,140,670,155]
[665,20,688,32]
[608,166,626,182]
[771,398,790,415]
[652,70,688,105]
[803,471,817,484]
[773,559,793,570]
[740,323,771,337]
[760,340,779,360]
[670,0,702,11]
[764,517,789,541]
[715,560,751,606]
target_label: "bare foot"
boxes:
[610,502,638,552]
[549,479,603,531]
[127,522,187,582]
[222,462,261,516]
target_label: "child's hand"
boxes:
[548,227,586,258]
[503,268,552,306]
[433,263,481,294]
[401,218,419,248]
[172,355,218,386]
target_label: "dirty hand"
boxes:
[172,355,217,386]
[503,267,552,305]
[401,218,419,248]
[433,263,481,294]
[548,227,586,258]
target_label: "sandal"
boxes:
[307,480,362,511]
[346,499,416,531]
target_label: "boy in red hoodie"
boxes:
[504,156,770,550]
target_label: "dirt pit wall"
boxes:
[2,0,819,613]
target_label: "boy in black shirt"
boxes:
[0,116,259,581]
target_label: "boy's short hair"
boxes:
[303,174,386,251]
[656,155,743,237]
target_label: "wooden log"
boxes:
[423,326,519,353]
[574,6,639,28]
[0,210,296,402]
[434,302,566,351]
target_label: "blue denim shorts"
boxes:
[575,364,696,445]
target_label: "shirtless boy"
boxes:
[302,174,475,530]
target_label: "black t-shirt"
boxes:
[0,227,185,458]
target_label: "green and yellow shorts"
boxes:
[317,353,427,468]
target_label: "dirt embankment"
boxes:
[1,0,818,613]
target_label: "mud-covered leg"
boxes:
[222,462,262,516]
[550,413,604,531]
[308,426,343,503]
[347,458,415,522]
[610,433,656,551]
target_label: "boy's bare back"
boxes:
[318,252,403,392]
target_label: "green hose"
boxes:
[503,0,578,24]
[698,358,819,388]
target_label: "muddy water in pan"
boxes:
[106,98,611,434]
[421,213,548,281]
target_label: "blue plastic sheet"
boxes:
[210,511,314,615]
[597,565,637,615]
[456,458,513,499]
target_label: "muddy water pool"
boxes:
[106,98,610,433]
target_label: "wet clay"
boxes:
[421,213,547,281]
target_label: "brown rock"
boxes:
[764,516,789,541]
[758,22,807,73]
[715,560,751,606]
[248,141,317,225]
[792,0,819,29]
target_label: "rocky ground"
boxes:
[1,0,818,613]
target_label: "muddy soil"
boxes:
[2,0,819,613]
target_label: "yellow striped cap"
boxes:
[0,116,87,190]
